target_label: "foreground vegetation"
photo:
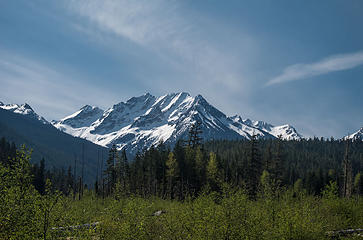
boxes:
[64,189,363,240]
[2,185,363,239]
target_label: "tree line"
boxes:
[98,128,363,200]
[1,127,362,201]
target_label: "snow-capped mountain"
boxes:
[0,102,48,124]
[229,115,301,140]
[343,127,363,141]
[53,92,303,155]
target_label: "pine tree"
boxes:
[166,151,179,199]
[115,149,130,195]
[174,140,186,199]
[33,158,46,195]
[207,152,219,191]
[270,136,285,193]
[184,146,196,195]
[195,146,206,189]
[353,173,362,195]
[342,141,352,198]
[188,121,203,148]
[246,134,262,199]
[263,141,272,172]
[105,144,118,196]
[121,149,130,190]
[94,179,99,195]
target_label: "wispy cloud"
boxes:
[0,50,117,120]
[67,0,182,45]
[65,0,256,95]
[266,51,363,86]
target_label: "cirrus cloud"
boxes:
[266,50,363,86]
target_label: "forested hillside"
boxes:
[0,108,108,184]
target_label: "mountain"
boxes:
[0,103,107,184]
[343,127,363,141]
[229,116,301,140]
[53,92,303,155]
[0,102,48,124]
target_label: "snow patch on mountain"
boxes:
[230,116,302,140]
[343,127,363,141]
[269,124,302,140]
[53,105,104,129]
[0,102,48,124]
[52,93,303,155]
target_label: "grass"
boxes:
[48,189,363,240]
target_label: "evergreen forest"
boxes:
[1,133,363,239]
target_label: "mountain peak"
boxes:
[80,104,92,110]
[194,94,206,102]
[80,104,102,112]
[180,91,191,96]
[0,102,48,124]
[56,104,104,129]
[243,118,254,126]
[123,93,155,105]
[230,115,243,123]
[22,103,33,111]
[344,127,363,141]
[53,92,304,154]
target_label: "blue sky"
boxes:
[0,0,362,138]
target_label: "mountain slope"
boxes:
[343,127,363,141]
[0,106,107,184]
[0,102,48,124]
[53,92,303,155]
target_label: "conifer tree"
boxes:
[33,158,46,195]
[184,146,196,194]
[246,134,262,199]
[66,165,73,195]
[166,151,179,199]
[105,144,118,195]
[115,149,130,195]
[174,140,186,199]
[353,173,362,195]
[207,152,219,191]
[121,149,130,190]
[342,141,352,198]
[263,141,272,172]
[270,136,285,193]
[188,121,203,148]
[195,146,206,189]
[94,179,99,195]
